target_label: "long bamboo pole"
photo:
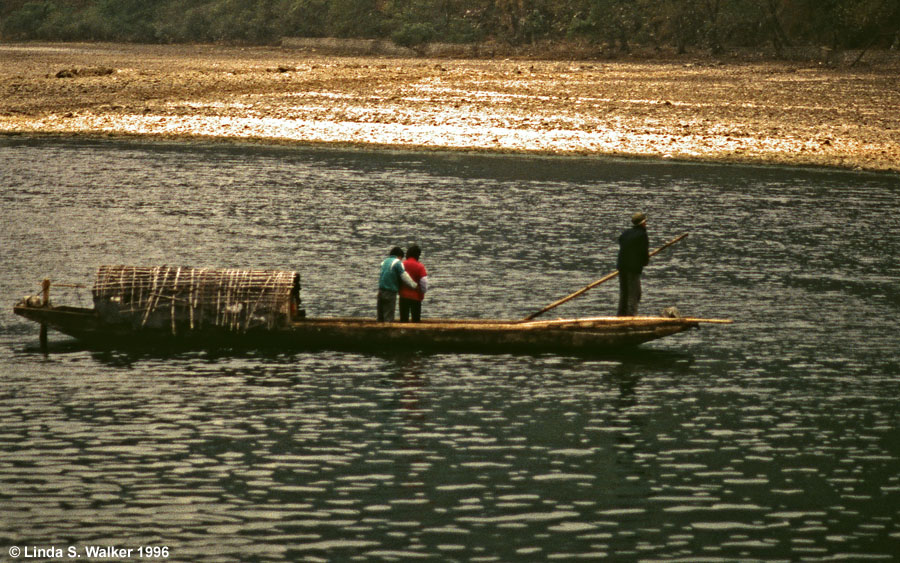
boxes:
[523,232,689,321]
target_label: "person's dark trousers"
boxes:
[617,271,642,316]
[377,289,398,322]
[399,298,422,322]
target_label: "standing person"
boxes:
[377,246,417,322]
[617,212,649,316]
[399,244,428,322]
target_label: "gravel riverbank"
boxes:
[2,42,899,173]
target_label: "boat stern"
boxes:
[14,299,104,342]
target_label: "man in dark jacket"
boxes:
[617,212,649,316]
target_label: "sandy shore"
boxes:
[2,42,899,174]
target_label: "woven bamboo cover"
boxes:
[92,265,298,333]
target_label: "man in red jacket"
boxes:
[399,244,429,322]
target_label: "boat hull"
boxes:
[13,303,710,355]
[280,317,699,354]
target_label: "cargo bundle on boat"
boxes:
[14,264,731,354]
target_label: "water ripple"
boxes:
[1,138,898,560]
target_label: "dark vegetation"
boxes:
[2,0,899,57]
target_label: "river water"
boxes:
[1,137,898,561]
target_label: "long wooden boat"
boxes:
[13,266,731,354]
